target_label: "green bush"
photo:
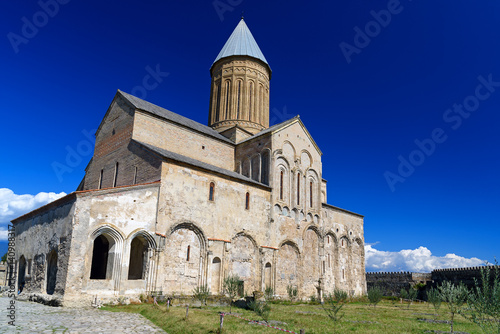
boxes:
[192,284,210,306]
[367,286,383,307]
[223,274,241,313]
[248,300,271,322]
[286,285,298,302]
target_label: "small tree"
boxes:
[193,284,210,307]
[249,299,271,322]
[286,285,298,302]
[322,288,348,333]
[400,287,417,309]
[427,287,442,319]
[367,286,383,307]
[461,264,500,334]
[438,281,469,333]
[264,286,274,301]
[1,252,7,262]
[223,274,240,313]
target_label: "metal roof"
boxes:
[212,19,269,68]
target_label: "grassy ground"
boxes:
[101,299,482,334]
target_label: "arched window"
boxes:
[224,81,230,119]
[215,82,221,122]
[245,192,250,210]
[310,181,313,208]
[280,170,284,200]
[186,245,191,262]
[128,236,148,280]
[297,172,300,205]
[209,182,215,201]
[236,80,242,119]
[264,262,272,287]
[249,81,254,120]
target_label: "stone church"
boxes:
[13,19,366,306]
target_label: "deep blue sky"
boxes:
[1,0,499,270]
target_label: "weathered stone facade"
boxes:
[12,19,367,306]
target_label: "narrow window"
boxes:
[245,192,250,210]
[236,81,241,119]
[280,170,284,200]
[113,162,119,187]
[215,83,221,122]
[342,239,344,247]
[209,182,215,201]
[342,269,345,280]
[327,235,330,244]
[186,245,190,262]
[225,81,230,119]
[133,166,138,184]
[310,181,313,207]
[98,169,103,189]
[323,261,325,274]
[297,173,300,205]
[249,82,254,120]
[328,254,331,268]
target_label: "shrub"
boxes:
[461,264,500,334]
[264,286,274,301]
[248,300,271,322]
[192,284,210,307]
[367,286,383,307]
[286,285,298,302]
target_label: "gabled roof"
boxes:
[133,140,271,189]
[237,116,323,156]
[117,90,234,145]
[212,19,270,71]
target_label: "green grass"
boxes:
[101,299,483,333]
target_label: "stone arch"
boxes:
[165,222,206,293]
[338,235,350,287]
[89,225,124,281]
[126,230,155,280]
[303,227,321,297]
[229,232,259,294]
[276,157,290,203]
[300,150,313,168]
[18,255,26,292]
[282,141,296,160]
[324,232,338,292]
[211,257,222,294]
[276,240,300,296]
[46,250,58,295]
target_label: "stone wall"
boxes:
[432,266,497,290]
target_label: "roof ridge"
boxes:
[117,90,234,145]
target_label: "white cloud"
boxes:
[365,244,485,272]
[0,188,67,237]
